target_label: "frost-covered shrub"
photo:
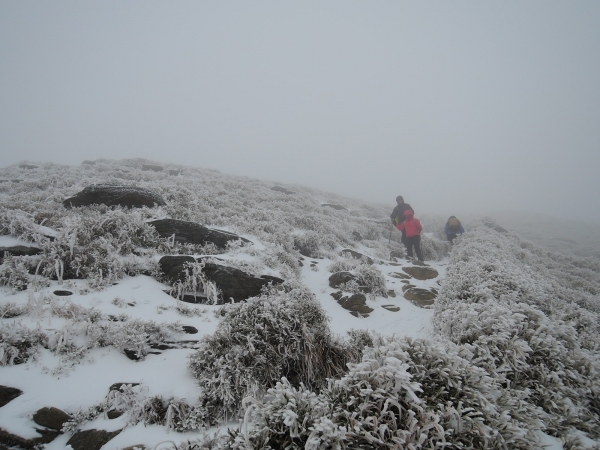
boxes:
[0,323,47,365]
[433,223,600,442]
[420,235,450,261]
[167,261,220,304]
[188,283,360,425]
[227,337,536,450]
[293,231,323,258]
[328,257,387,297]
[0,254,32,291]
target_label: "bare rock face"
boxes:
[328,271,357,289]
[63,185,166,208]
[66,428,122,450]
[401,266,439,281]
[403,287,437,307]
[0,386,22,408]
[32,407,72,431]
[0,245,42,261]
[201,262,284,304]
[157,256,284,304]
[148,219,250,249]
[337,293,373,317]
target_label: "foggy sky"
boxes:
[1,1,599,223]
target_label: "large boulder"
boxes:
[337,293,373,317]
[401,266,439,280]
[32,407,71,431]
[0,386,22,408]
[157,256,284,304]
[202,262,283,304]
[66,429,122,450]
[148,219,250,249]
[63,185,166,209]
[328,271,357,289]
[158,255,196,283]
[403,287,437,307]
[0,245,41,260]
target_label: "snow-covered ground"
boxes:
[0,159,598,449]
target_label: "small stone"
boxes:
[66,428,122,450]
[0,386,23,408]
[402,266,439,280]
[381,305,400,312]
[32,407,72,431]
[387,290,396,298]
[53,290,73,296]
[182,326,198,334]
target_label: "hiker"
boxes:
[390,196,414,245]
[396,210,423,261]
[445,216,464,244]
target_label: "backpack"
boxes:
[447,217,460,232]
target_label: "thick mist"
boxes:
[1,1,599,223]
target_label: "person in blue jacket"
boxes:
[445,216,464,244]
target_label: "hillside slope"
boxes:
[0,159,598,449]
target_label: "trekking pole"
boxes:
[388,223,393,244]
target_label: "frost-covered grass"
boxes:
[0,159,599,449]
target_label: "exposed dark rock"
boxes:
[32,407,71,431]
[340,249,373,265]
[178,294,208,304]
[0,386,22,408]
[328,271,357,289]
[404,288,437,307]
[402,284,415,292]
[382,305,400,312]
[338,293,373,317]
[63,185,166,209]
[52,290,72,296]
[387,290,396,298]
[352,231,363,241]
[148,219,250,249]
[66,428,122,450]
[123,349,141,361]
[123,445,147,450]
[158,256,283,304]
[168,169,182,176]
[0,426,59,448]
[271,186,294,194]
[202,262,283,304]
[81,160,96,165]
[390,250,404,259]
[19,164,38,169]
[107,410,123,419]
[158,255,196,283]
[321,203,348,211]
[142,164,163,172]
[0,245,42,258]
[109,383,140,392]
[330,291,344,300]
[402,266,439,280]
[410,259,428,266]
[182,326,198,334]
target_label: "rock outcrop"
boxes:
[328,271,357,289]
[403,287,437,307]
[271,186,294,194]
[340,249,373,265]
[66,428,122,450]
[148,219,250,249]
[32,407,72,431]
[0,245,42,260]
[158,256,284,304]
[63,185,166,209]
[0,386,22,408]
[401,266,439,280]
[336,293,373,317]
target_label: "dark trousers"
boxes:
[405,235,423,261]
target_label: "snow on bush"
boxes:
[433,220,600,444]
[188,283,362,426]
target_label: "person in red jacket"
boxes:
[396,209,423,261]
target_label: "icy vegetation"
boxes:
[0,159,598,449]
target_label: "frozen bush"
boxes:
[188,283,361,425]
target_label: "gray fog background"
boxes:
[1,1,599,223]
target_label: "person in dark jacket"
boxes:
[390,196,414,245]
[444,216,465,244]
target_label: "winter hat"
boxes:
[404,210,413,218]
[396,196,404,202]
